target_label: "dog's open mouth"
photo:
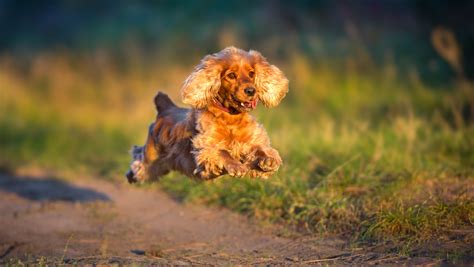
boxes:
[240,99,258,109]
[232,96,258,110]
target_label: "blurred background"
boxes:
[0,0,473,260]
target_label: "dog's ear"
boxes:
[250,50,289,108]
[181,54,223,108]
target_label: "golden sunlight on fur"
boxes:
[126,46,289,182]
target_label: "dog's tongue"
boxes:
[241,99,258,109]
[250,99,258,109]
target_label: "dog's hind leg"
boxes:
[126,123,165,183]
[126,145,146,183]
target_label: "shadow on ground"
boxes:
[0,174,110,202]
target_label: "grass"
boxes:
[0,107,130,178]
[0,43,473,262]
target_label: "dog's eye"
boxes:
[248,71,255,78]
[227,72,236,79]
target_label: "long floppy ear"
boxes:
[180,54,223,108]
[250,50,289,108]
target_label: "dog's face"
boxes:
[181,46,289,112]
[217,57,258,113]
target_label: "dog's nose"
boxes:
[244,87,256,96]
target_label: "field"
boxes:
[0,1,473,264]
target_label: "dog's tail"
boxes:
[154,91,177,113]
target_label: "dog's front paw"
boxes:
[193,164,222,180]
[225,162,248,177]
[257,157,281,172]
[247,169,272,180]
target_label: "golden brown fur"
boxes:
[126,46,289,182]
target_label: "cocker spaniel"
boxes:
[126,46,288,182]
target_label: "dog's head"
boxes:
[181,47,288,113]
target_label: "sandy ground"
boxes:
[0,172,440,265]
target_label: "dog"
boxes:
[126,46,288,183]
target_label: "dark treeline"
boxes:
[0,0,472,79]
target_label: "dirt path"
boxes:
[0,173,438,265]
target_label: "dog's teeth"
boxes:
[241,102,244,106]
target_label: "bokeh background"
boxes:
[1,0,473,261]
